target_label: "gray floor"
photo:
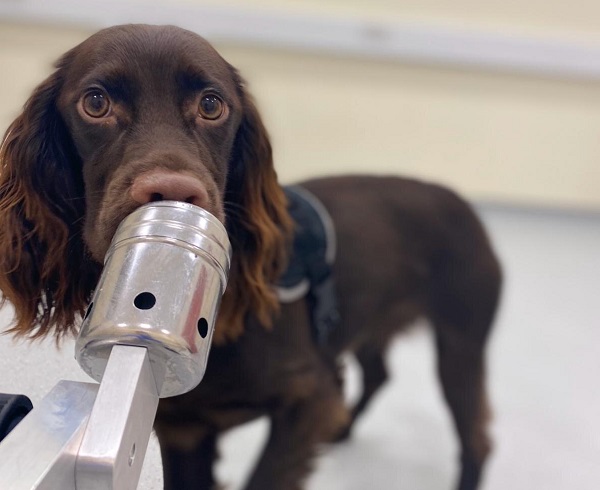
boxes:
[1,205,599,489]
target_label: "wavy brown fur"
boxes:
[0,63,99,340]
[218,87,293,343]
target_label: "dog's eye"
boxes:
[198,94,224,120]
[82,90,111,118]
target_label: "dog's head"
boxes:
[0,25,292,342]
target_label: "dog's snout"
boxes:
[130,171,209,208]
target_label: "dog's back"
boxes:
[301,175,500,347]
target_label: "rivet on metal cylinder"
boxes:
[75,201,232,398]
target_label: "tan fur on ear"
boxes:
[0,65,99,341]
[214,89,293,344]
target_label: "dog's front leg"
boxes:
[243,377,348,490]
[154,422,219,490]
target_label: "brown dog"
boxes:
[0,25,501,490]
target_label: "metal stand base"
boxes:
[0,346,159,490]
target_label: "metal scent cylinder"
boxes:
[75,201,231,398]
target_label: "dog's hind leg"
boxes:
[434,326,492,490]
[430,243,501,490]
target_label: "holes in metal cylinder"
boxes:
[83,302,94,320]
[198,318,209,338]
[134,292,156,310]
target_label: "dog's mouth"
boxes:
[87,191,225,264]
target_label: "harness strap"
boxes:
[275,185,340,344]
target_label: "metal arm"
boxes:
[0,202,231,490]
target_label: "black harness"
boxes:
[276,185,340,345]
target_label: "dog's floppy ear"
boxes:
[0,52,99,340]
[217,80,293,343]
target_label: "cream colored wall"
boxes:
[1,15,599,210]
[224,46,600,209]
[178,0,600,41]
